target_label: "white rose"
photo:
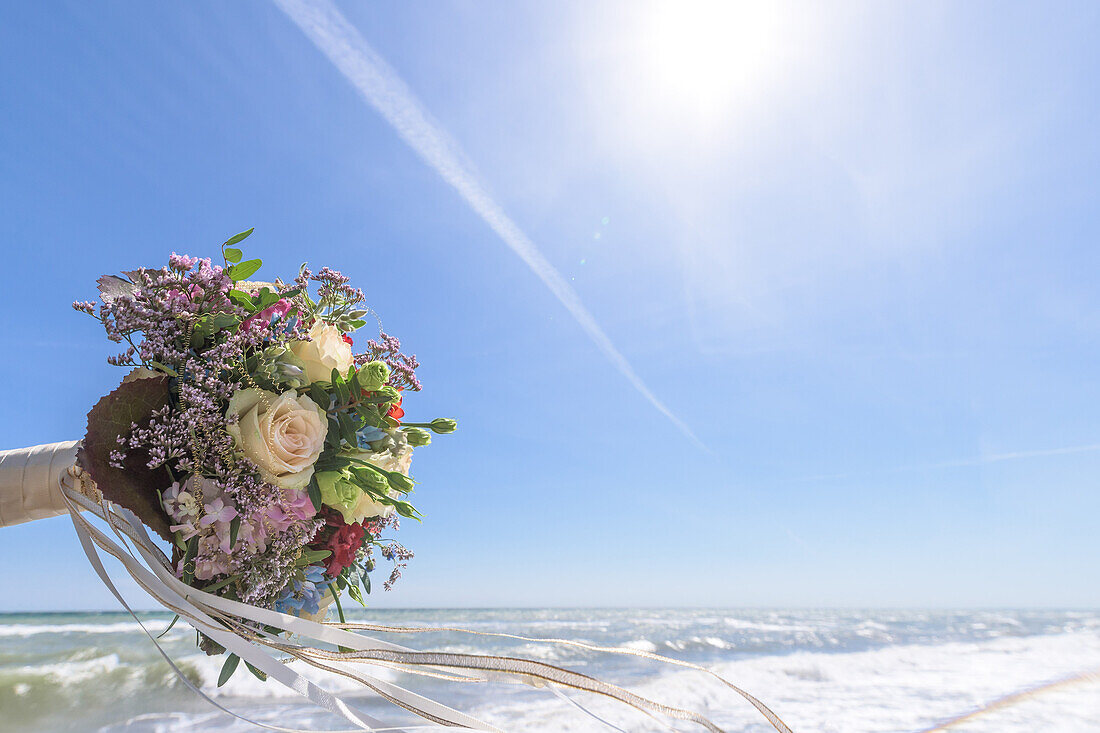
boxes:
[347,446,413,522]
[290,322,354,384]
[227,388,328,490]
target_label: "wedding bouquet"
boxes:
[0,228,790,731]
[70,228,456,671]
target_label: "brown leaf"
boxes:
[77,375,174,540]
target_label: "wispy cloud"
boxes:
[796,442,1100,483]
[274,0,700,446]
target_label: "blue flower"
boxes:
[274,565,332,615]
[357,425,388,447]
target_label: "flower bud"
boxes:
[429,418,457,434]
[358,360,391,392]
[387,471,415,493]
[359,468,389,493]
[403,428,432,447]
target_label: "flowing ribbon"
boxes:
[56,467,792,732]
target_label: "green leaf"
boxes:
[223,228,254,246]
[223,247,243,264]
[218,653,241,687]
[337,411,358,445]
[181,536,199,585]
[361,571,371,595]
[229,516,241,549]
[244,661,267,682]
[227,258,262,282]
[307,476,322,512]
[156,614,180,640]
[148,361,179,377]
[227,289,255,311]
[280,287,302,299]
[296,549,331,566]
[308,383,331,410]
[257,287,279,309]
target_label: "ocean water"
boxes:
[0,609,1098,732]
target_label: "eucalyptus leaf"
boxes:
[228,259,262,282]
[245,661,267,682]
[227,289,255,311]
[223,228,254,246]
[223,247,243,263]
[218,653,241,687]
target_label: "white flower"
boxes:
[226,388,328,490]
[290,322,354,384]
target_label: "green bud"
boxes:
[429,418,458,434]
[402,428,432,447]
[358,467,389,493]
[358,360,391,392]
[387,471,415,493]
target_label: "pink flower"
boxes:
[170,521,201,541]
[241,298,293,332]
[194,535,231,580]
[235,516,269,553]
[263,504,295,533]
[199,497,237,528]
[284,488,317,522]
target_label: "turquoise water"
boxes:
[1,608,1098,731]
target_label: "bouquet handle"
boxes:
[0,441,81,528]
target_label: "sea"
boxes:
[0,609,1098,732]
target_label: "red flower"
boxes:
[342,334,354,346]
[321,514,366,578]
[387,393,404,422]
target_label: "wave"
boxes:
[0,621,178,638]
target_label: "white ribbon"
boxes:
[62,484,499,732]
[57,474,791,733]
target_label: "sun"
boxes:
[638,0,789,124]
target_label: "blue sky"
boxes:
[1,1,1098,610]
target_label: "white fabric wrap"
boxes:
[0,441,80,527]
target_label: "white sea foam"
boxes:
[7,610,1100,733]
[466,630,1100,732]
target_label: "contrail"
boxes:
[274,0,700,446]
[795,442,1100,482]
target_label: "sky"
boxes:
[1,0,1099,610]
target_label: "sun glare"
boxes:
[639,1,788,124]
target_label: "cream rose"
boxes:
[227,388,328,490]
[290,322,354,384]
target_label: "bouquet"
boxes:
[70,228,456,669]
[0,228,789,731]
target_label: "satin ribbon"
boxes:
[58,475,791,732]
